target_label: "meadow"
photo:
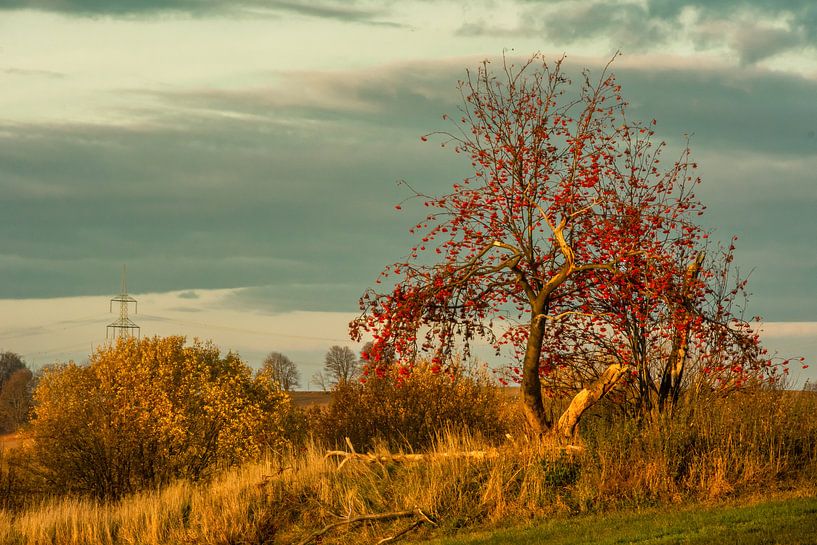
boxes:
[1,384,815,545]
[421,494,817,545]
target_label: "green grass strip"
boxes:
[422,496,817,545]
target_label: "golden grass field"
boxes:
[0,389,815,544]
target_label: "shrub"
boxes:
[31,336,291,499]
[310,361,508,451]
[572,386,817,507]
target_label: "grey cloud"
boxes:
[0,88,457,308]
[139,61,464,128]
[543,3,668,51]
[0,0,227,16]
[260,0,404,26]
[0,0,395,24]
[222,283,365,314]
[728,25,805,66]
[612,64,817,157]
[149,59,817,320]
[612,64,817,320]
[693,158,817,322]
[646,0,816,20]
[1,57,814,319]
[177,290,200,299]
[671,1,817,64]
[460,1,654,40]
[467,0,817,65]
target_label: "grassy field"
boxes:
[422,494,817,545]
[2,388,815,544]
[290,390,331,407]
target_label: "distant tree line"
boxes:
[0,351,34,435]
[260,344,367,392]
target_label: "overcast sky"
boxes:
[0,0,815,385]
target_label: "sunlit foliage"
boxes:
[32,336,290,499]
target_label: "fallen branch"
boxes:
[375,520,423,544]
[324,445,583,469]
[376,509,436,544]
[324,449,499,469]
[294,508,435,545]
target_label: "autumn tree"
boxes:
[541,236,777,423]
[351,54,771,438]
[32,336,291,499]
[260,351,300,391]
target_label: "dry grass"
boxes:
[0,389,815,544]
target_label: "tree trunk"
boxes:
[556,363,626,440]
[521,313,550,434]
[658,251,705,412]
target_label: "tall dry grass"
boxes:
[0,388,815,544]
[578,388,817,507]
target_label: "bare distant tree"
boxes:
[324,345,360,386]
[260,352,300,391]
[310,370,329,392]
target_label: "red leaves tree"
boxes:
[350,54,774,438]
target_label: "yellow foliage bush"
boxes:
[310,361,508,451]
[31,336,291,499]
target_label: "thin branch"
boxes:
[295,510,427,545]
[536,310,597,322]
[375,510,437,544]
[375,520,424,544]
[572,261,617,273]
[568,198,601,219]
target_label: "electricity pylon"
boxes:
[107,265,140,340]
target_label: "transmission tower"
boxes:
[107,265,140,340]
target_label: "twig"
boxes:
[294,509,425,545]
[375,520,423,544]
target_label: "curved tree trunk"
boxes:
[521,313,550,434]
[556,363,627,440]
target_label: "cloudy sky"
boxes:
[0,0,815,385]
